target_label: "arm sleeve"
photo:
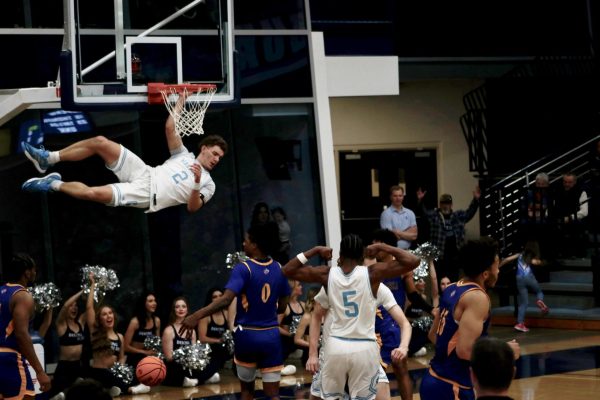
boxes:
[462,198,480,222]
[377,283,398,311]
[406,291,434,314]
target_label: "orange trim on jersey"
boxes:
[241,294,249,312]
[0,347,19,353]
[234,356,256,368]
[452,385,460,400]
[4,351,35,400]
[447,331,459,356]
[428,367,471,390]
[240,325,279,331]
[261,365,284,373]
[5,320,15,338]
[241,262,252,275]
[451,282,491,322]
[249,258,274,267]
[375,333,383,348]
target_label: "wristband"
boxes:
[193,181,201,191]
[296,252,308,264]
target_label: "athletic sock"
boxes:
[50,180,63,191]
[48,151,60,164]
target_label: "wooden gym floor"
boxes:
[118,326,600,399]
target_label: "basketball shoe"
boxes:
[281,365,297,375]
[536,299,550,315]
[22,173,61,193]
[22,142,52,173]
[206,372,221,384]
[183,377,198,387]
[129,383,151,394]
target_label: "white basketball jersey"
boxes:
[149,147,215,212]
[327,265,377,340]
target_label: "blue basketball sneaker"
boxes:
[22,173,62,193]
[22,142,52,173]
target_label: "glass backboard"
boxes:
[60,0,235,109]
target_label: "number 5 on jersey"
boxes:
[342,290,358,317]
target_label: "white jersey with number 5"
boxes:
[327,265,377,340]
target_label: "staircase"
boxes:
[458,55,600,329]
[491,256,600,330]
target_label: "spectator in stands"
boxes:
[522,172,554,265]
[552,172,589,258]
[416,186,481,282]
[470,337,516,400]
[380,185,418,250]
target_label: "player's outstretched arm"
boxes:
[281,246,332,284]
[164,90,187,152]
[388,304,412,362]
[180,289,235,336]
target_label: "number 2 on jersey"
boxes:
[171,170,189,184]
[342,290,359,317]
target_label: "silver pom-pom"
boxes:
[225,251,249,269]
[80,265,120,302]
[221,330,235,355]
[411,242,441,279]
[411,315,433,333]
[144,335,164,360]
[173,342,212,372]
[289,315,302,334]
[29,283,62,311]
[110,362,134,385]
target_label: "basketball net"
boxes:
[161,86,216,137]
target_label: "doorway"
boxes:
[338,148,438,242]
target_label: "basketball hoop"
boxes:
[147,83,217,137]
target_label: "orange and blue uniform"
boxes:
[419,281,490,400]
[225,257,291,372]
[0,283,35,399]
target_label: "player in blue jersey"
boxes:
[420,237,506,400]
[0,253,51,398]
[282,234,420,400]
[181,222,290,400]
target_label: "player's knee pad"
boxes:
[236,365,257,382]
[261,371,281,383]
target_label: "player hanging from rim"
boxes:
[21,91,227,213]
[282,234,420,400]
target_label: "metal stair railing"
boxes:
[481,134,600,255]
